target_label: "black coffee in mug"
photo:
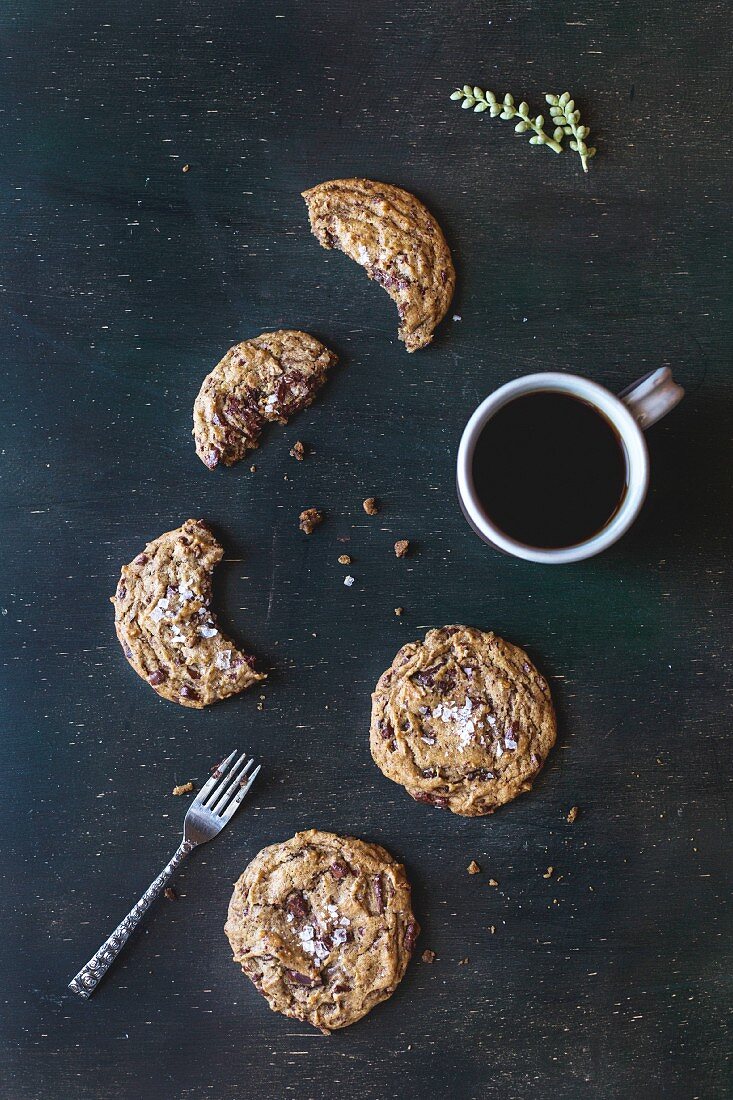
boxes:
[471,391,628,549]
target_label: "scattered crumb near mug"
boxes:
[299,507,323,534]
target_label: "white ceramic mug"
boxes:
[456,368,684,564]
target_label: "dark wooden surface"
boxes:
[1,2,731,1097]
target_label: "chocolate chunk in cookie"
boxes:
[302,179,455,352]
[224,829,419,1032]
[370,626,556,816]
[111,519,265,708]
[193,330,337,469]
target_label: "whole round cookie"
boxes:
[224,829,419,1033]
[370,626,556,816]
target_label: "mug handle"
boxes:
[618,367,684,429]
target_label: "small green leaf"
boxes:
[462,98,474,109]
[515,121,528,132]
[503,93,514,106]
[486,91,497,104]
[474,102,488,112]
[569,140,578,150]
[588,147,597,157]
[519,101,529,115]
[577,140,587,155]
[560,92,570,106]
[450,90,463,101]
[545,93,558,105]
[566,99,575,112]
[554,127,564,142]
[528,136,540,145]
[463,85,473,96]
[500,109,513,119]
[490,105,502,117]
[535,114,544,128]
[563,126,572,135]
[473,86,484,99]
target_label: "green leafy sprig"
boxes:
[450,86,563,153]
[450,85,596,172]
[545,92,596,172]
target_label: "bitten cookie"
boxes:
[193,330,337,469]
[111,519,265,708]
[370,626,556,816]
[302,178,455,352]
[224,829,419,1033]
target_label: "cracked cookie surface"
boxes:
[193,330,337,469]
[111,518,265,708]
[370,626,556,816]
[302,178,455,352]
[224,829,419,1032]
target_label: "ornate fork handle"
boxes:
[68,839,195,998]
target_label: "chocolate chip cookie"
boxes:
[193,330,337,469]
[302,178,455,352]
[370,626,556,816]
[112,519,265,708]
[224,829,419,1032]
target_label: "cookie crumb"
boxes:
[164,886,178,900]
[344,575,355,587]
[290,441,305,461]
[467,860,481,875]
[458,957,469,966]
[394,539,410,558]
[362,497,379,515]
[489,925,496,934]
[172,781,194,797]
[543,866,554,879]
[421,949,436,964]
[488,878,499,887]
[566,805,579,824]
[394,607,403,616]
[250,465,257,473]
[182,164,190,173]
[338,554,352,565]
[299,507,323,534]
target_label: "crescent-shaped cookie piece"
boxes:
[193,330,337,469]
[302,178,455,352]
[111,518,265,708]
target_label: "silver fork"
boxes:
[68,751,261,999]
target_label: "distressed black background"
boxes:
[1,2,731,1097]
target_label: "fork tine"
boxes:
[219,763,261,823]
[192,750,238,806]
[210,756,253,815]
